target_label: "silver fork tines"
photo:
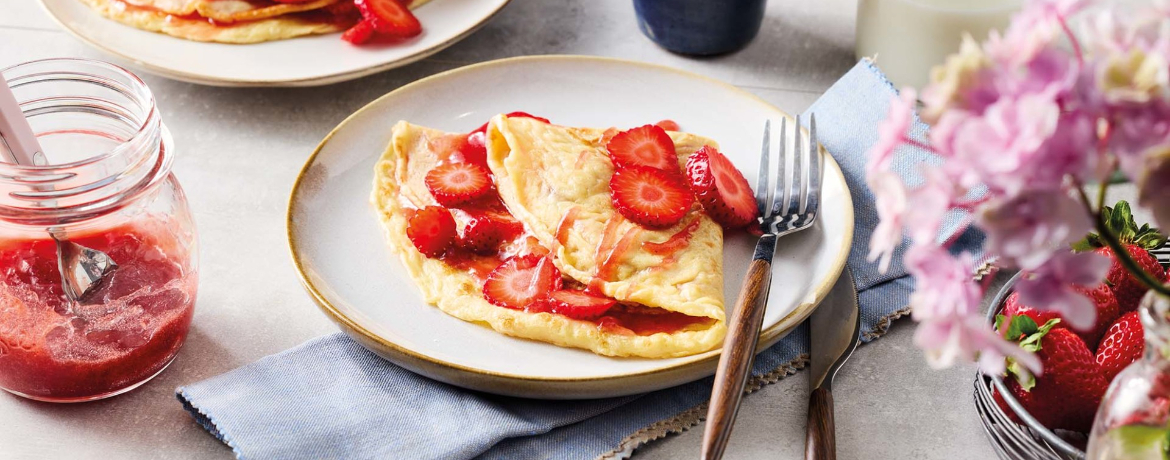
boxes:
[763,114,821,236]
[755,119,772,219]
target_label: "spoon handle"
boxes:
[0,76,43,165]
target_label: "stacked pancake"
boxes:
[371,115,729,358]
[79,0,428,43]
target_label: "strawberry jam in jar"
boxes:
[0,59,197,402]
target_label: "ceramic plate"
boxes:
[287,55,853,399]
[37,0,511,87]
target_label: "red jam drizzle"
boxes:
[595,305,715,336]
[593,216,625,266]
[0,223,195,400]
[573,150,593,169]
[596,227,641,283]
[643,216,701,256]
[554,207,581,248]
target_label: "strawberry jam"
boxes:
[0,222,196,401]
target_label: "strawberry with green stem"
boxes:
[1073,200,1168,312]
[994,315,1108,432]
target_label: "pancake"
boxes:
[79,0,431,44]
[486,115,726,323]
[371,119,728,358]
[121,0,337,22]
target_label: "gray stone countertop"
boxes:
[0,0,1012,458]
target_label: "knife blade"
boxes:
[805,270,860,460]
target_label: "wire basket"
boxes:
[972,271,1087,460]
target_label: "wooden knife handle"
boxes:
[701,257,773,460]
[805,387,836,460]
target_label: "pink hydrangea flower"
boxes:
[905,244,1041,374]
[1136,145,1170,230]
[867,0,1170,374]
[951,93,1061,194]
[978,191,1092,270]
[904,165,964,243]
[868,171,907,273]
[866,88,917,179]
[913,314,1042,375]
[1014,251,1110,330]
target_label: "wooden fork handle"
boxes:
[805,387,836,460]
[701,253,774,460]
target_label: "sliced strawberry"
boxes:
[341,19,375,45]
[686,145,758,229]
[425,162,492,206]
[459,211,524,255]
[655,119,681,132]
[482,255,563,310]
[472,112,551,134]
[548,290,616,319]
[406,206,456,257]
[355,0,421,38]
[609,166,694,228]
[606,125,679,172]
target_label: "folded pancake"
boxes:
[79,0,431,44]
[120,0,337,21]
[487,115,727,342]
[372,119,727,358]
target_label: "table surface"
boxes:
[0,1,1006,458]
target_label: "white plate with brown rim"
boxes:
[287,55,853,399]
[37,0,511,87]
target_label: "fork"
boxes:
[701,114,822,460]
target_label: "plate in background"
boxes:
[38,0,511,86]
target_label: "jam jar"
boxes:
[0,59,198,402]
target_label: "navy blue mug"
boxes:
[633,0,768,56]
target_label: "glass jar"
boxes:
[0,59,198,402]
[1086,291,1170,458]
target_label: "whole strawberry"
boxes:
[1073,201,1168,313]
[1001,286,1119,352]
[1096,310,1145,382]
[1073,284,1121,350]
[1096,243,1166,313]
[995,316,1109,432]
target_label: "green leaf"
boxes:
[1115,202,1138,242]
[1007,359,1036,391]
[1164,427,1170,459]
[1110,425,1170,457]
[1102,204,1116,231]
[1137,232,1168,250]
[1071,234,1101,252]
[1019,318,1059,353]
[1083,200,1167,248]
[1006,315,1039,341]
[1002,316,1053,390]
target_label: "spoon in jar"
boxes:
[0,76,118,304]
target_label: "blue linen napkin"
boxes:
[177,59,965,460]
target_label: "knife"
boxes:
[805,270,861,460]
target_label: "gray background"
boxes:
[0,0,1049,458]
